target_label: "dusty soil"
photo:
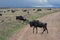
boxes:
[8,12,60,40]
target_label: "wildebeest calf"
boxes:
[29,20,48,34]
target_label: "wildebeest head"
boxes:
[29,21,34,27]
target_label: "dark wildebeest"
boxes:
[7,10,10,12]
[11,10,15,13]
[16,16,27,22]
[47,8,51,10]
[27,11,29,13]
[29,20,48,34]
[37,9,42,11]
[22,9,27,12]
[33,9,35,11]
[4,11,6,13]
[1,20,4,22]
[27,11,30,15]
[0,14,2,16]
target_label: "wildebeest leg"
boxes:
[33,27,35,34]
[45,27,48,34]
[41,28,45,34]
[45,23,48,34]
[41,27,48,34]
[36,27,38,34]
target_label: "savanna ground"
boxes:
[0,8,60,40]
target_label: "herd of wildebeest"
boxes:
[0,8,54,34]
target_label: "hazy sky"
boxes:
[0,0,60,7]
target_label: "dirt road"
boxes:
[8,12,60,40]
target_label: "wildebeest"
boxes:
[27,11,30,15]
[33,9,35,11]
[4,11,6,13]
[29,20,48,34]
[11,10,15,13]
[1,20,4,22]
[22,9,27,12]
[37,9,42,11]
[0,14,2,16]
[27,11,29,13]
[7,10,10,12]
[16,16,27,22]
[47,8,51,10]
